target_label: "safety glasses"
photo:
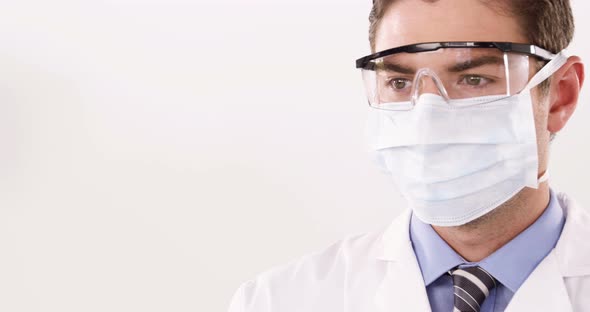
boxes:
[356,42,556,110]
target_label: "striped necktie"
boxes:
[449,266,497,312]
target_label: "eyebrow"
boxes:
[379,61,415,74]
[448,56,505,72]
[378,55,505,74]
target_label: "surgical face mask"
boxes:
[366,51,568,227]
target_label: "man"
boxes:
[229,0,588,311]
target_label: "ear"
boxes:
[547,56,585,133]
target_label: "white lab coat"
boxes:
[228,192,590,311]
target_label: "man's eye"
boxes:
[389,78,411,90]
[461,75,489,86]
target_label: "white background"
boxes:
[0,1,588,311]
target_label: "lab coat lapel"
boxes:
[503,251,573,312]
[374,210,432,312]
[505,191,590,311]
[553,191,590,278]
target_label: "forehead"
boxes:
[375,0,529,52]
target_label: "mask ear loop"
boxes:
[538,170,550,183]
[521,50,570,93]
[524,50,568,186]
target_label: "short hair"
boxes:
[368,0,574,53]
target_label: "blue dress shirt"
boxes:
[409,189,565,312]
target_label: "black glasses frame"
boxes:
[355,42,556,69]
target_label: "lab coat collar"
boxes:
[504,191,590,311]
[375,208,413,262]
[504,251,573,311]
[553,191,590,277]
[374,208,432,311]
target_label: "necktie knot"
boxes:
[449,266,497,312]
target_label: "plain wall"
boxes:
[1,1,589,311]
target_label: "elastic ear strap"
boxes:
[523,50,570,92]
[538,170,550,184]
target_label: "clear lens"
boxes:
[361,48,531,110]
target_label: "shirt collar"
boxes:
[410,188,565,292]
[410,211,464,286]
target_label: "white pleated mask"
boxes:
[366,51,568,226]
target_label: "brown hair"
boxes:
[369,0,574,53]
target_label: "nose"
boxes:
[418,78,442,95]
[412,69,450,103]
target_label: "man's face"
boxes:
[376,0,552,175]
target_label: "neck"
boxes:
[432,183,551,262]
